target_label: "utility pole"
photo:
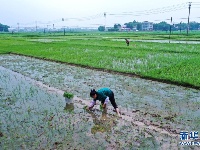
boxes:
[17,23,19,32]
[47,25,50,34]
[104,12,106,31]
[62,18,66,35]
[169,17,172,43]
[187,2,192,36]
[180,21,182,34]
[35,21,37,32]
[53,24,55,35]
[63,26,66,36]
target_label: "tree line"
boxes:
[98,20,200,31]
[0,23,10,32]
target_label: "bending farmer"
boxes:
[87,88,121,116]
[125,38,130,46]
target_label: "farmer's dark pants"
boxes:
[102,91,118,109]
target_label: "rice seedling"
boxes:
[0,36,200,149]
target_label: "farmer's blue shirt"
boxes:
[93,88,113,103]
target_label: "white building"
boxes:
[142,21,153,31]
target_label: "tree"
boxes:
[124,20,141,30]
[124,22,134,29]
[189,21,200,30]
[137,23,142,30]
[0,23,10,32]
[98,26,105,31]
[153,21,169,31]
[114,24,121,29]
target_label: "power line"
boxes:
[108,3,188,16]
[9,2,200,29]
[62,13,103,22]
[192,2,200,4]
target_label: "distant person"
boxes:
[125,38,130,46]
[87,88,121,117]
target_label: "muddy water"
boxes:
[0,66,178,149]
[112,39,200,44]
[0,54,200,149]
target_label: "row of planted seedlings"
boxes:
[1,34,200,88]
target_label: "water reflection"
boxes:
[64,103,74,112]
[87,109,116,134]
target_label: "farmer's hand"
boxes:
[86,106,90,110]
[87,100,95,111]
[115,108,121,118]
[102,103,106,108]
[117,112,121,118]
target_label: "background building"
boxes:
[142,21,153,31]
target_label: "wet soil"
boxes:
[0,54,200,149]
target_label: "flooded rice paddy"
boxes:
[112,39,200,44]
[0,54,200,149]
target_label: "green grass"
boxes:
[0,32,200,88]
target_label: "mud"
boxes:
[0,54,200,149]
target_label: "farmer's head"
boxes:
[90,89,97,99]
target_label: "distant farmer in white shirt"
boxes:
[87,88,121,117]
